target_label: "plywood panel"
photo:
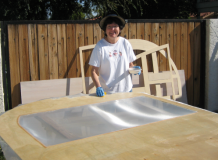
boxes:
[20,69,187,104]
[8,24,21,108]
[37,24,49,80]
[20,78,83,104]
[1,92,217,160]
[48,24,58,79]
[187,22,195,105]
[20,77,97,104]
[84,24,93,77]
[193,22,201,107]
[66,24,77,78]
[57,24,67,78]
[18,25,30,82]
[28,24,39,81]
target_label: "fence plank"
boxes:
[57,24,67,78]
[48,24,58,79]
[33,24,39,80]
[129,23,137,39]
[136,23,144,67]
[193,22,201,107]
[66,24,76,78]
[84,24,93,77]
[151,23,159,73]
[8,25,21,108]
[181,22,188,81]
[129,23,137,66]
[137,23,144,40]
[151,23,159,45]
[145,23,151,41]
[18,25,30,82]
[166,23,174,71]
[76,24,85,77]
[159,23,167,71]
[38,24,49,80]
[28,24,39,81]
[121,24,128,39]
[187,22,195,105]
[145,23,153,72]
[93,23,102,44]
[173,22,181,70]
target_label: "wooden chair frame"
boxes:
[79,39,182,100]
[79,44,96,94]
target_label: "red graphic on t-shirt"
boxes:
[109,52,112,57]
[113,50,117,56]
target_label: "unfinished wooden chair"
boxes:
[128,39,182,100]
[79,39,183,101]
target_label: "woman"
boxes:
[89,13,141,97]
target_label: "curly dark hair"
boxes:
[102,17,125,37]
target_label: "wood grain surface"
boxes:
[0,92,217,160]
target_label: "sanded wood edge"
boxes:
[17,115,47,148]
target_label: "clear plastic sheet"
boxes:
[19,96,196,147]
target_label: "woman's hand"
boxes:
[96,87,105,97]
[132,66,141,75]
[91,66,105,96]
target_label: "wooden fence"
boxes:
[2,19,205,108]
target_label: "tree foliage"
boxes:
[49,0,86,20]
[0,0,49,20]
[0,0,88,20]
[86,0,198,19]
[0,0,198,20]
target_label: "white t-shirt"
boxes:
[89,37,136,94]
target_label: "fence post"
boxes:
[0,22,4,113]
[1,22,11,111]
[200,20,206,109]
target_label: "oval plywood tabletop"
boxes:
[0,92,218,160]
